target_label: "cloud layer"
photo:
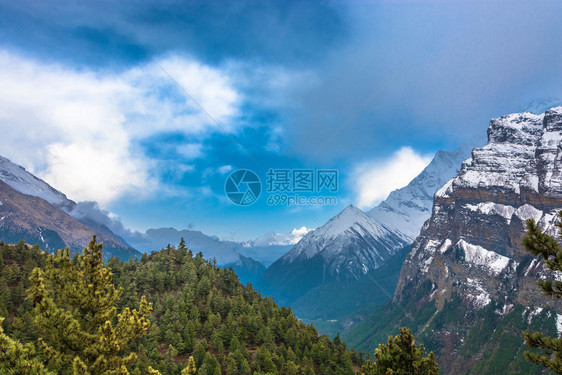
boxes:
[0,51,242,204]
[354,147,432,209]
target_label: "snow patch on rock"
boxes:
[438,239,453,254]
[457,240,511,275]
[466,278,491,308]
[435,178,454,198]
[464,202,516,222]
[514,204,543,222]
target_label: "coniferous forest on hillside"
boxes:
[0,238,369,374]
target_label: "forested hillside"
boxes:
[0,239,366,374]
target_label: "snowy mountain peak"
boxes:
[245,226,311,247]
[310,205,387,243]
[261,204,410,302]
[385,106,562,373]
[282,205,407,264]
[437,106,562,200]
[0,156,74,211]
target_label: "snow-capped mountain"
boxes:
[368,142,475,239]
[0,156,74,211]
[238,227,311,267]
[0,180,139,259]
[244,227,311,247]
[344,107,562,374]
[260,205,410,303]
[0,155,135,250]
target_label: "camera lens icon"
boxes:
[225,169,261,206]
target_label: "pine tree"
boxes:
[362,327,439,375]
[27,236,154,375]
[181,356,197,374]
[178,238,187,252]
[0,317,54,374]
[522,212,562,373]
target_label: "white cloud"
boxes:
[289,226,312,243]
[217,165,233,174]
[354,147,432,209]
[176,143,203,159]
[0,50,242,204]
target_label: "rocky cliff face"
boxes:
[397,107,562,309]
[344,107,562,375]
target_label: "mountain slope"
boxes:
[0,156,74,211]
[291,244,410,330]
[0,180,139,259]
[0,241,364,374]
[261,205,409,305]
[368,143,474,239]
[343,107,562,374]
[0,155,135,250]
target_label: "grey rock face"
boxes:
[397,107,562,315]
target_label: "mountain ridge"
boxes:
[260,204,410,305]
[0,180,139,259]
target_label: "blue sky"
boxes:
[0,0,561,240]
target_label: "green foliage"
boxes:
[0,239,363,374]
[28,237,153,374]
[0,317,54,374]
[0,237,154,374]
[522,212,562,374]
[361,327,438,375]
[181,356,197,374]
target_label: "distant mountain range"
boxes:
[123,227,266,284]
[0,156,270,283]
[238,227,311,267]
[0,155,312,283]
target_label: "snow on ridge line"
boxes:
[461,202,547,226]
[457,239,510,275]
[435,178,453,198]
